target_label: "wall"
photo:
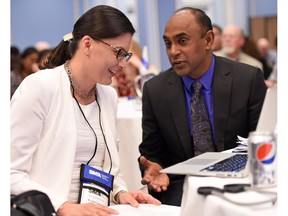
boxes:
[11,0,277,70]
[11,0,74,51]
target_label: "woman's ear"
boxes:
[81,35,92,56]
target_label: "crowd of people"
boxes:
[10,4,275,216]
[211,24,277,87]
[10,43,51,98]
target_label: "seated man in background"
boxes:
[138,7,267,206]
[265,63,277,88]
[257,37,277,79]
[257,37,277,70]
[214,24,263,71]
[211,24,222,51]
[242,36,272,79]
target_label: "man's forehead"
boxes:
[169,9,193,21]
[223,25,242,36]
[164,12,197,38]
[174,9,191,16]
[166,12,194,28]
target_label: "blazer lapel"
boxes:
[166,71,193,158]
[213,57,233,151]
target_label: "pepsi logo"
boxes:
[256,143,276,164]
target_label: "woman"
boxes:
[11,5,160,216]
[19,46,39,78]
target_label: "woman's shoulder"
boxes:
[17,65,67,98]
[32,65,64,80]
[97,84,117,97]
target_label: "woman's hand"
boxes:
[57,202,119,216]
[117,190,161,207]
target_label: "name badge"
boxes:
[78,164,114,206]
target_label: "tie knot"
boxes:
[192,81,202,94]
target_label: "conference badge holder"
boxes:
[78,164,114,206]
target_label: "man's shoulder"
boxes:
[213,50,226,58]
[144,67,182,93]
[148,67,177,82]
[238,52,263,70]
[214,55,260,72]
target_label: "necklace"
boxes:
[64,61,96,100]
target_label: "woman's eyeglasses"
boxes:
[99,40,132,62]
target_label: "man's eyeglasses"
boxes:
[99,40,133,62]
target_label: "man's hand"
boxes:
[139,156,170,192]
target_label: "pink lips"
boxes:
[172,60,185,67]
[108,69,116,77]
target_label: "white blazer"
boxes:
[10,65,127,210]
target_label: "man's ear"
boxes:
[239,36,245,48]
[205,30,214,50]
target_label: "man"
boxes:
[257,37,277,69]
[211,24,222,51]
[214,24,263,71]
[257,37,277,79]
[138,7,267,206]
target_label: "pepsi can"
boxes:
[248,131,277,188]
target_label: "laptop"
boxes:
[256,86,277,132]
[161,87,277,178]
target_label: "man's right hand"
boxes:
[139,156,170,192]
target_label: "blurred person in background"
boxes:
[257,37,277,69]
[265,63,277,88]
[211,24,222,51]
[243,37,271,79]
[32,48,52,72]
[10,46,22,98]
[19,46,39,79]
[111,40,142,96]
[11,46,21,72]
[112,40,159,97]
[214,24,263,71]
[257,37,277,79]
[34,40,51,52]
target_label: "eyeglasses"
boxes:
[98,40,133,62]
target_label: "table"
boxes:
[180,175,277,216]
[116,97,145,191]
[110,204,180,216]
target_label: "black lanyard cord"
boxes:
[71,86,112,173]
[95,96,112,174]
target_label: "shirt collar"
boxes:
[182,54,215,93]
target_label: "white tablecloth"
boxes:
[181,175,277,216]
[110,204,180,216]
[117,97,145,191]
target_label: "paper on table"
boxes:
[232,135,248,153]
[109,204,181,216]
